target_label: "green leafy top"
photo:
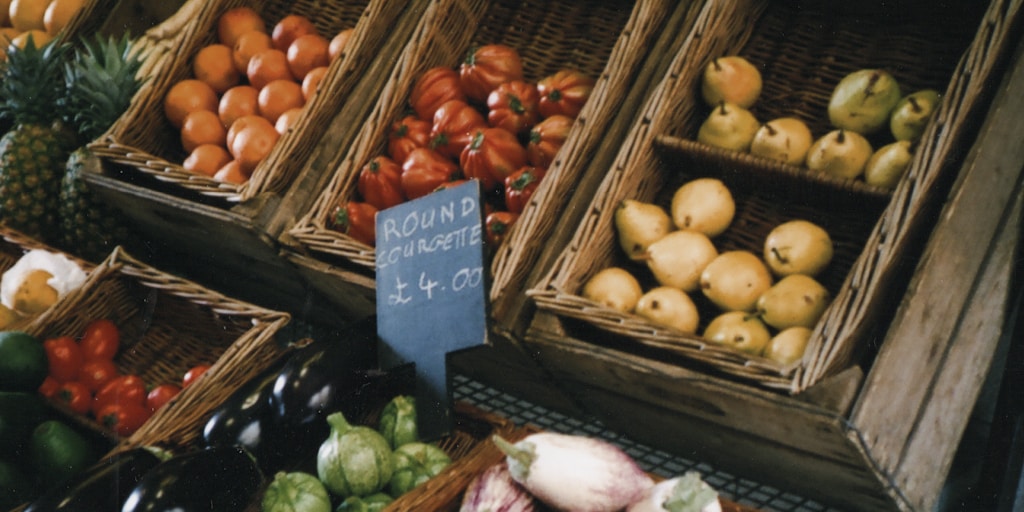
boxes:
[61,32,147,144]
[0,36,72,127]
[663,472,720,512]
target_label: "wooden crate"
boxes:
[524,24,1024,511]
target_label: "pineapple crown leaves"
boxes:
[0,36,74,127]
[60,32,149,144]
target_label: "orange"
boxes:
[257,78,304,124]
[218,85,259,129]
[164,79,218,129]
[328,28,353,63]
[183,144,232,177]
[231,30,271,75]
[246,48,293,90]
[229,116,279,174]
[226,114,266,150]
[274,107,303,135]
[217,6,265,48]
[301,66,328,102]
[286,33,329,80]
[193,43,240,94]
[180,110,227,153]
[12,29,52,49]
[271,14,316,52]
[43,0,85,36]
[213,160,248,184]
[9,0,47,31]
[0,0,11,25]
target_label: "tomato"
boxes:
[537,69,595,119]
[78,359,120,393]
[527,114,573,168]
[182,364,212,388]
[409,66,466,121]
[329,201,378,246]
[486,80,539,136]
[96,402,150,437]
[460,127,528,191]
[429,99,487,160]
[146,383,182,413]
[79,319,120,361]
[401,147,461,200]
[485,211,519,247]
[388,115,432,164]
[92,374,147,414]
[54,381,92,415]
[43,336,84,383]
[504,166,547,214]
[38,375,61,398]
[357,156,406,210]
[459,44,524,103]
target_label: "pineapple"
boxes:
[0,36,73,241]
[58,33,147,263]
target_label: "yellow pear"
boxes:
[700,56,762,109]
[756,274,830,330]
[699,250,773,312]
[828,69,902,135]
[703,311,771,356]
[764,326,813,365]
[644,230,718,292]
[614,199,672,261]
[749,117,813,166]
[13,269,59,315]
[864,140,914,190]
[806,129,873,179]
[670,177,735,237]
[697,102,760,152]
[763,220,834,277]
[635,286,700,334]
[890,89,941,142]
[582,267,643,313]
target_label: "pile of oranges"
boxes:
[0,0,86,59]
[163,6,351,185]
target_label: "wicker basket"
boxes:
[527,0,1018,392]
[284,0,687,328]
[89,0,419,203]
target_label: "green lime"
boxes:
[0,331,48,392]
[0,391,47,457]
[28,420,98,487]
[0,458,34,510]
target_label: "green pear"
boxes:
[699,250,773,312]
[763,220,834,277]
[756,274,830,330]
[828,69,902,134]
[670,177,735,237]
[635,286,700,334]
[764,326,813,365]
[890,89,941,142]
[644,230,718,292]
[806,129,873,179]
[582,267,643,313]
[864,140,914,190]
[700,55,762,109]
[697,102,760,152]
[703,311,771,356]
[749,117,814,166]
[614,199,672,261]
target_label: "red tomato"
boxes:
[328,201,378,246]
[79,319,120,361]
[43,336,84,382]
[486,80,540,135]
[182,364,212,388]
[401,147,460,200]
[92,374,147,414]
[96,402,150,437]
[460,127,528,191]
[429,99,487,160]
[485,211,520,247]
[388,115,432,164]
[537,69,595,119]
[459,44,524,103]
[527,114,573,169]
[504,166,547,214]
[38,376,61,398]
[146,383,182,413]
[409,66,466,121]
[78,359,120,393]
[54,381,92,415]
[357,156,406,210]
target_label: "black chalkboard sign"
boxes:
[375,180,489,440]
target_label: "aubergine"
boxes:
[23,446,165,512]
[120,445,261,512]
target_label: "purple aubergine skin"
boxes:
[493,433,655,512]
[459,461,538,512]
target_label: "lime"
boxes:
[0,391,47,457]
[0,458,34,509]
[28,420,98,487]
[0,331,47,392]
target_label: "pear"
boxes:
[703,311,771,356]
[635,286,700,334]
[864,140,914,190]
[827,69,902,134]
[699,250,773,312]
[700,56,762,109]
[764,326,813,365]
[670,177,735,237]
[763,220,834,277]
[890,89,941,142]
[582,267,644,313]
[806,129,873,179]
[644,230,718,292]
[696,102,760,152]
[13,269,59,315]
[756,274,830,330]
[749,117,813,166]
[614,199,672,261]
